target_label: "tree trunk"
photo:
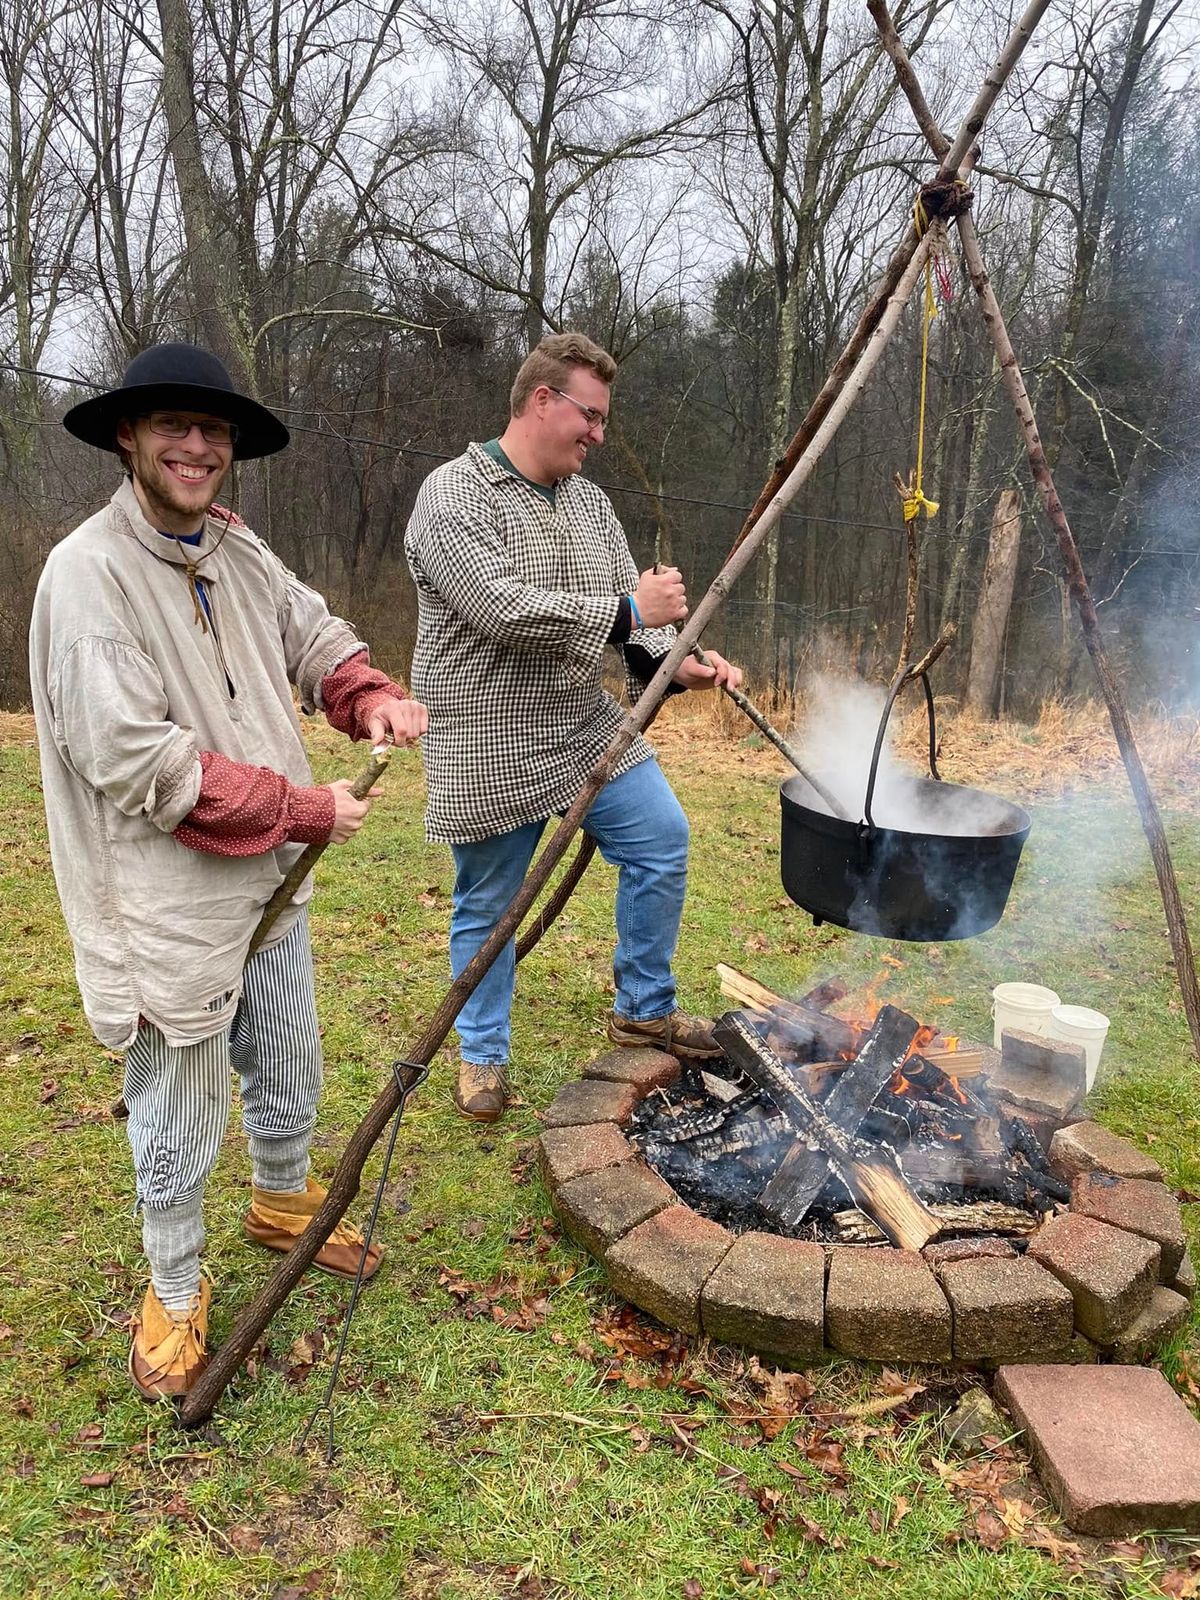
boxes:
[155,0,255,390]
[965,488,1022,716]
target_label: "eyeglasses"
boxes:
[143,412,238,446]
[548,388,607,432]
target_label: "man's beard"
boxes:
[131,448,230,528]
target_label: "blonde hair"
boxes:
[510,332,617,416]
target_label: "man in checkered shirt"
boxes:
[405,332,743,1121]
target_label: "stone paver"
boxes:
[552,1160,676,1259]
[990,1029,1086,1120]
[1109,1287,1191,1363]
[923,1238,1017,1268]
[1069,1172,1186,1282]
[1048,1120,1164,1185]
[604,1205,733,1334]
[1173,1251,1196,1302]
[1005,1107,1078,1154]
[935,1256,1075,1363]
[1027,1213,1159,1344]
[539,1124,635,1189]
[582,1046,680,1094]
[825,1248,952,1363]
[541,1079,640,1129]
[995,1364,1200,1535]
[701,1232,825,1363]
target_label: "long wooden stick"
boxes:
[178,232,938,1426]
[869,0,1200,1060]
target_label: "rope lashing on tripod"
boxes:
[892,186,966,526]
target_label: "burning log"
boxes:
[758,1004,922,1228]
[715,963,983,1074]
[716,964,858,1061]
[713,1012,940,1251]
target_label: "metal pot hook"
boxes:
[862,667,942,831]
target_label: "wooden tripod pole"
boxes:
[870,0,1200,1059]
[180,5,1056,1423]
[726,0,1056,563]
[178,230,938,1426]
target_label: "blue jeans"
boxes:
[449,758,689,1065]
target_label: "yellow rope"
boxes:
[896,228,940,525]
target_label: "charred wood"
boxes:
[758,1004,920,1228]
[714,1013,939,1250]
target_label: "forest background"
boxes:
[2,0,1198,716]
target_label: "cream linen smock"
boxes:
[28,478,365,1049]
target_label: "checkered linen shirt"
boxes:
[405,441,676,843]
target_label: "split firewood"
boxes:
[714,1012,939,1251]
[834,1200,1040,1244]
[716,963,984,1074]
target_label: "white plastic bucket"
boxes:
[1046,1004,1110,1091]
[991,982,1061,1048]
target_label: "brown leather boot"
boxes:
[129,1279,210,1402]
[243,1177,384,1282]
[606,1008,722,1059]
[454,1060,509,1122]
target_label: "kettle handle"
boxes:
[863,668,941,830]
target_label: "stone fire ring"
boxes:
[538,1048,1196,1368]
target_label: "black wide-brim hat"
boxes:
[62,342,289,461]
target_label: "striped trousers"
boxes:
[123,912,324,1213]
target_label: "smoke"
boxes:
[792,673,1019,837]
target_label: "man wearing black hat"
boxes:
[28,344,427,1400]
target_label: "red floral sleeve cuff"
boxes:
[174,750,335,857]
[284,782,337,843]
[321,650,409,741]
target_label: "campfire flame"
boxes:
[832,1007,969,1105]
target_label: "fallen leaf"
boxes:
[972,1509,1009,1551]
[79,1472,115,1488]
[38,1079,59,1105]
[1023,1526,1084,1566]
[998,1497,1037,1535]
[1106,1540,1148,1563]
[801,1434,847,1482]
[1160,1570,1200,1599]
[738,1559,780,1586]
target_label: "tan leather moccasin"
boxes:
[243,1177,384,1282]
[129,1278,211,1402]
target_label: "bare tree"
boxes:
[0,1,92,483]
[398,0,725,352]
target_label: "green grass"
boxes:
[1,711,1197,1599]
